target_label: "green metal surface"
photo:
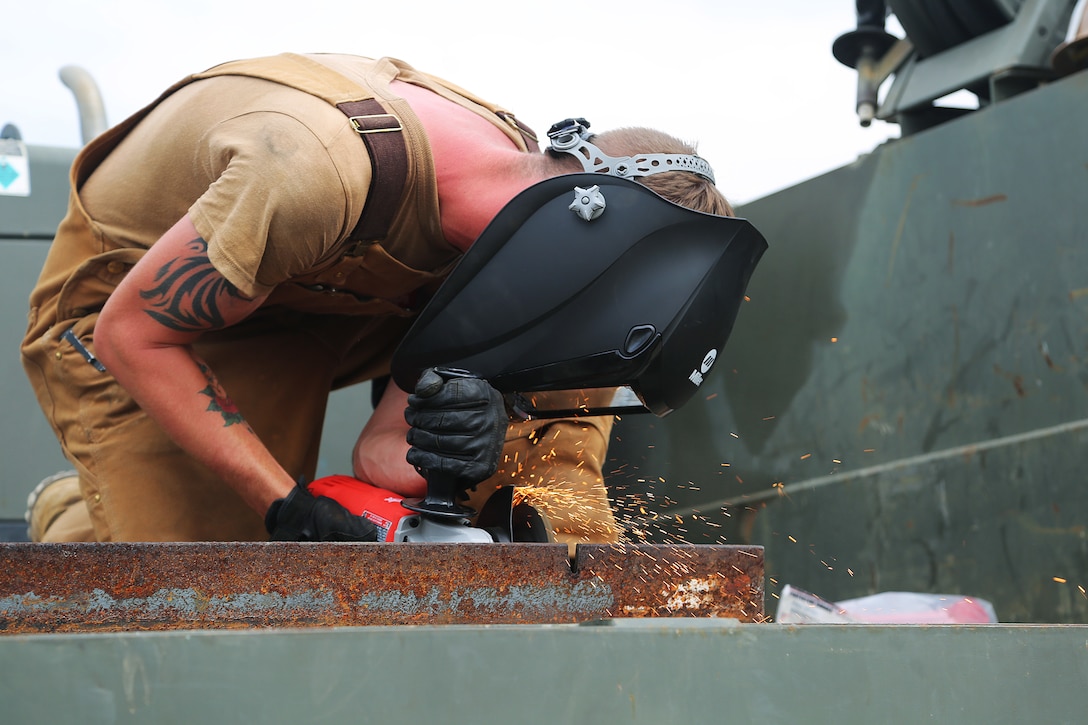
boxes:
[0,145,77,530]
[1,623,1085,723]
[0,243,71,520]
[607,69,1088,623]
[0,144,75,238]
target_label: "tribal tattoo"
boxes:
[139,238,244,331]
[195,360,248,428]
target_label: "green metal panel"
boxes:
[0,243,72,520]
[0,145,75,238]
[607,69,1088,623]
[1,623,1085,723]
[0,144,77,530]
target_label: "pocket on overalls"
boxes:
[55,247,147,322]
[269,241,454,316]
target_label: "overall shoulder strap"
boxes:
[193,53,407,243]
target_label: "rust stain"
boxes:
[0,543,764,634]
[1013,376,1026,397]
[993,364,1027,397]
[951,194,1008,207]
[886,176,921,285]
[1040,342,1062,371]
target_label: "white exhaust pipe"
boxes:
[58,65,107,145]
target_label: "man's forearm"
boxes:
[93,214,296,514]
[97,336,294,513]
[352,382,427,496]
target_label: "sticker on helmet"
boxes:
[688,349,718,386]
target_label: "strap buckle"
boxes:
[349,113,403,134]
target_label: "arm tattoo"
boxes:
[140,238,245,332]
[195,360,249,429]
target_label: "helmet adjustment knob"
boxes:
[569,185,607,221]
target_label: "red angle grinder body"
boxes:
[307,475,417,542]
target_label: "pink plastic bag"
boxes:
[776,585,998,624]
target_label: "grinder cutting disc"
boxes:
[391,173,767,418]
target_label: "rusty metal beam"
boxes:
[0,543,763,633]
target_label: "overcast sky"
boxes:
[5,0,900,204]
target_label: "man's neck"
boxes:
[435,147,548,250]
[392,80,550,251]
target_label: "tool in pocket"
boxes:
[62,328,106,372]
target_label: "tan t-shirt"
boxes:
[79,56,453,300]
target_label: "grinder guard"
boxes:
[391,174,767,417]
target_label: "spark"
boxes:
[800,453,812,460]
[1053,576,1067,584]
[762,415,776,421]
[730,432,739,439]
[832,459,842,465]
[830,337,838,343]
[788,535,797,543]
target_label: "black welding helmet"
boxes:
[390,119,767,418]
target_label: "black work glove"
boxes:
[404,368,508,486]
[264,482,379,542]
